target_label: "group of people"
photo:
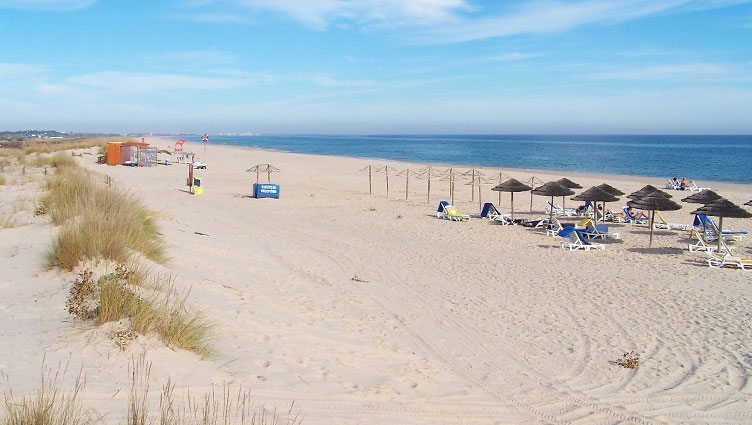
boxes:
[671,177,688,190]
[573,200,648,221]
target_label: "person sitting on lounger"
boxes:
[575,201,592,215]
[679,177,687,190]
[627,207,648,220]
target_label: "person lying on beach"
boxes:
[627,207,648,219]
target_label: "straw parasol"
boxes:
[465,176,495,212]
[532,181,575,223]
[681,190,722,204]
[573,186,619,224]
[691,199,752,252]
[491,178,532,220]
[415,166,444,204]
[627,185,672,200]
[246,163,280,183]
[557,178,582,212]
[597,183,624,196]
[461,169,486,201]
[627,192,682,246]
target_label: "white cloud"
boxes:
[67,71,253,92]
[0,63,44,78]
[201,0,469,29]
[590,63,751,82]
[0,0,96,11]
[309,75,376,87]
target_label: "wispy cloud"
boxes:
[590,62,752,82]
[309,75,376,87]
[67,71,253,92]
[144,49,239,65]
[0,0,96,11]
[0,63,44,78]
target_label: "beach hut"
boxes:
[691,199,752,252]
[532,181,575,223]
[106,140,149,166]
[491,178,531,220]
[627,192,681,246]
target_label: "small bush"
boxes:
[614,351,640,369]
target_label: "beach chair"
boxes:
[653,211,691,231]
[576,218,620,239]
[545,217,574,237]
[445,206,470,221]
[623,207,648,225]
[688,180,710,193]
[546,201,577,217]
[687,229,736,254]
[695,214,747,241]
[666,179,681,190]
[706,251,752,270]
[559,227,605,251]
[480,202,513,225]
[436,201,450,219]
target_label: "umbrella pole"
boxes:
[471,169,475,201]
[498,190,501,206]
[549,196,554,223]
[405,172,409,201]
[718,216,723,253]
[649,210,655,246]
[386,172,389,197]
[369,167,372,194]
[427,178,431,204]
[562,196,566,213]
[511,192,515,221]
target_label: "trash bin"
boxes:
[193,177,204,195]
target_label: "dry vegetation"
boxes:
[44,164,166,270]
[2,360,300,425]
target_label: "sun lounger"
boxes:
[545,217,575,237]
[559,227,605,251]
[575,218,620,239]
[653,211,691,231]
[688,180,710,193]
[623,207,648,224]
[707,251,752,270]
[480,202,513,225]
[546,201,577,217]
[666,179,681,190]
[694,214,747,241]
[687,229,736,254]
[436,201,450,219]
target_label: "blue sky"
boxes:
[1,0,751,134]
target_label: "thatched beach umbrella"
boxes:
[597,183,624,196]
[557,178,582,212]
[375,165,399,197]
[466,176,495,212]
[627,185,672,200]
[461,169,486,201]
[359,165,377,194]
[416,166,443,204]
[246,163,280,183]
[492,178,532,220]
[532,181,575,223]
[573,186,619,224]
[692,199,752,252]
[396,168,417,201]
[681,190,722,204]
[627,192,682,246]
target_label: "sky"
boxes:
[1,0,751,134]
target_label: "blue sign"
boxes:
[253,183,280,199]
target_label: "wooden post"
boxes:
[267,166,271,182]
[471,169,475,201]
[256,168,260,184]
[386,170,390,198]
[649,210,655,246]
[478,184,482,212]
[405,171,409,201]
[369,166,372,195]
[427,177,431,204]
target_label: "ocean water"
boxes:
[182,134,752,184]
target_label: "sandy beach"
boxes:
[1,140,751,424]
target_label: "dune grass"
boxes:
[45,166,166,270]
[1,370,87,425]
[22,137,113,155]
[97,272,213,358]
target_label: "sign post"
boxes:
[201,133,209,154]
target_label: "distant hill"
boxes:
[0,130,113,141]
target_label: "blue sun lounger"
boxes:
[559,226,605,251]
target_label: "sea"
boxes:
[179,134,752,184]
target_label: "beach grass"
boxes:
[45,167,166,270]
[22,138,112,155]
[1,370,87,425]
